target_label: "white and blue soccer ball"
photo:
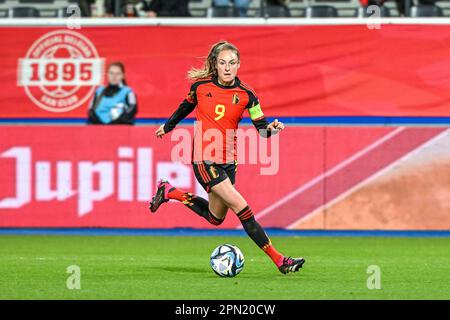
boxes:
[210,244,244,277]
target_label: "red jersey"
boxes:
[164,76,269,164]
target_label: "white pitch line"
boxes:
[251,127,406,222]
[287,128,450,229]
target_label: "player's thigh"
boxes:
[207,191,229,220]
[210,178,247,213]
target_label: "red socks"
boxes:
[262,242,285,267]
[167,187,187,201]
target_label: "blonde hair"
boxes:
[188,41,240,80]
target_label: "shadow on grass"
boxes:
[151,266,207,274]
[148,266,280,280]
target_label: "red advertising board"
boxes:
[1,24,450,119]
[1,125,449,230]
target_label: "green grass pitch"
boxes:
[0,235,449,300]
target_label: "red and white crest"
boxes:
[17,30,104,113]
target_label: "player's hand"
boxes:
[155,125,166,139]
[267,119,284,133]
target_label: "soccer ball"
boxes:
[210,244,244,277]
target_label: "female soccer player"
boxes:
[150,41,305,274]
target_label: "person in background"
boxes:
[140,0,190,17]
[135,0,152,16]
[104,0,137,16]
[73,0,94,16]
[88,62,138,125]
[213,0,251,17]
[265,0,289,6]
[104,0,122,16]
[400,0,437,16]
[358,0,436,16]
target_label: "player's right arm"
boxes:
[155,84,198,138]
[246,91,285,138]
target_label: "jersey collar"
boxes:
[212,76,241,89]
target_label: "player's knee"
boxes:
[229,200,248,213]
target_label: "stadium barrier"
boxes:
[1,125,449,230]
[1,18,450,119]
[1,19,449,230]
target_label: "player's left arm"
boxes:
[247,93,284,138]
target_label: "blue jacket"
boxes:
[88,83,137,125]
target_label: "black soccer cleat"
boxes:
[149,179,170,213]
[278,256,306,274]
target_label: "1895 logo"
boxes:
[17,30,104,112]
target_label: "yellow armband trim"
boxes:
[248,104,264,120]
